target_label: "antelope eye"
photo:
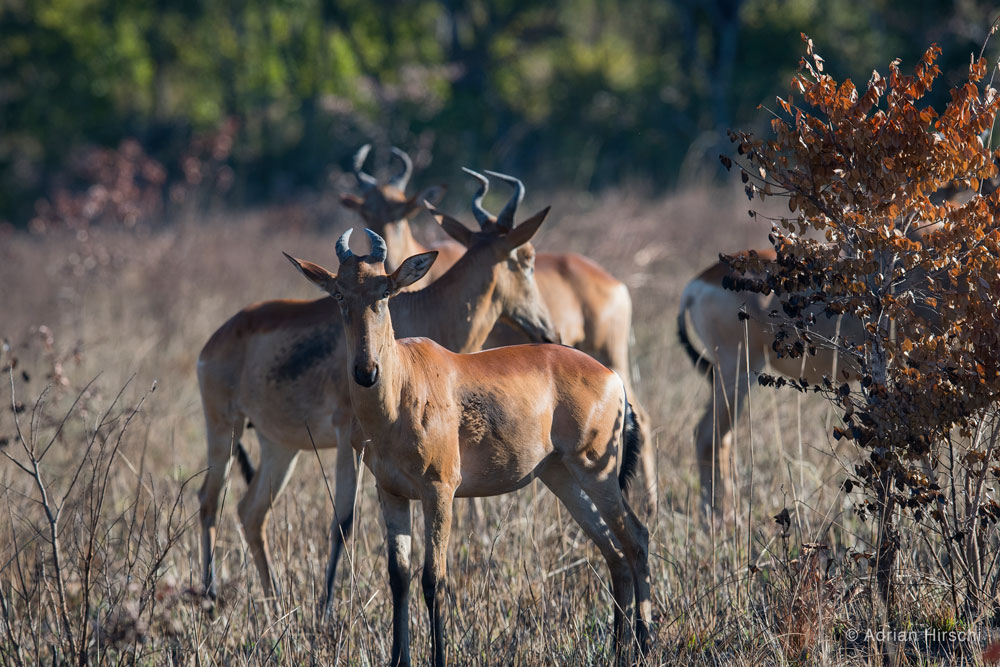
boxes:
[383,290,391,298]
[333,292,344,300]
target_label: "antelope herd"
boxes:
[196,144,826,662]
[197,165,557,609]
[342,146,658,517]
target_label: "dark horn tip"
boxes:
[335,228,355,262]
[364,228,388,262]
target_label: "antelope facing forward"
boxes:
[196,182,557,607]
[286,229,652,666]
[343,145,657,516]
[677,249,862,517]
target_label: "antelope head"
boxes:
[425,168,560,345]
[340,144,446,238]
[285,229,437,387]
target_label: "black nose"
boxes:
[354,365,379,387]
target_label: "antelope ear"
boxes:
[340,193,364,210]
[425,201,473,247]
[504,206,550,248]
[389,251,438,291]
[283,252,338,292]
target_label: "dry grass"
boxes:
[0,184,993,664]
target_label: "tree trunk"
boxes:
[874,475,898,613]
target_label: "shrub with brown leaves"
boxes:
[724,32,1000,612]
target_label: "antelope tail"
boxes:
[235,441,256,483]
[618,397,641,491]
[677,287,712,377]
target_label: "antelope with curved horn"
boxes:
[467,168,657,517]
[286,229,651,666]
[196,176,557,608]
[342,146,657,516]
[677,249,863,517]
[339,144,464,290]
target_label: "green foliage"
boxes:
[1,0,998,225]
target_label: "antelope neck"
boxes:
[390,248,501,353]
[380,220,423,272]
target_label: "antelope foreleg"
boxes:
[421,484,455,667]
[322,436,359,617]
[379,486,413,666]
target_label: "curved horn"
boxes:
[462,167,492,228]
[484,170,524,232]
[364,228,387,263]
[389,147,413,191]
[351,144,377,191]
[336,228,354,262]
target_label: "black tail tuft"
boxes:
[618,400,641,491]
[235,441,255,483]
[677,305,712,377]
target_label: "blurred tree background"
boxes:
[1,0,997,227]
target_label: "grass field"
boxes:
[0,184,992,664]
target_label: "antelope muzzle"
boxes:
[353,361,380,387]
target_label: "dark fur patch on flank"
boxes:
[269,327,340,383]
[459,390,510,442]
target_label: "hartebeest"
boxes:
[677,249,863,516]
[343,145,657,516]
[339,144,463,290]
[196,180,557,607]
[286,229,651,666]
